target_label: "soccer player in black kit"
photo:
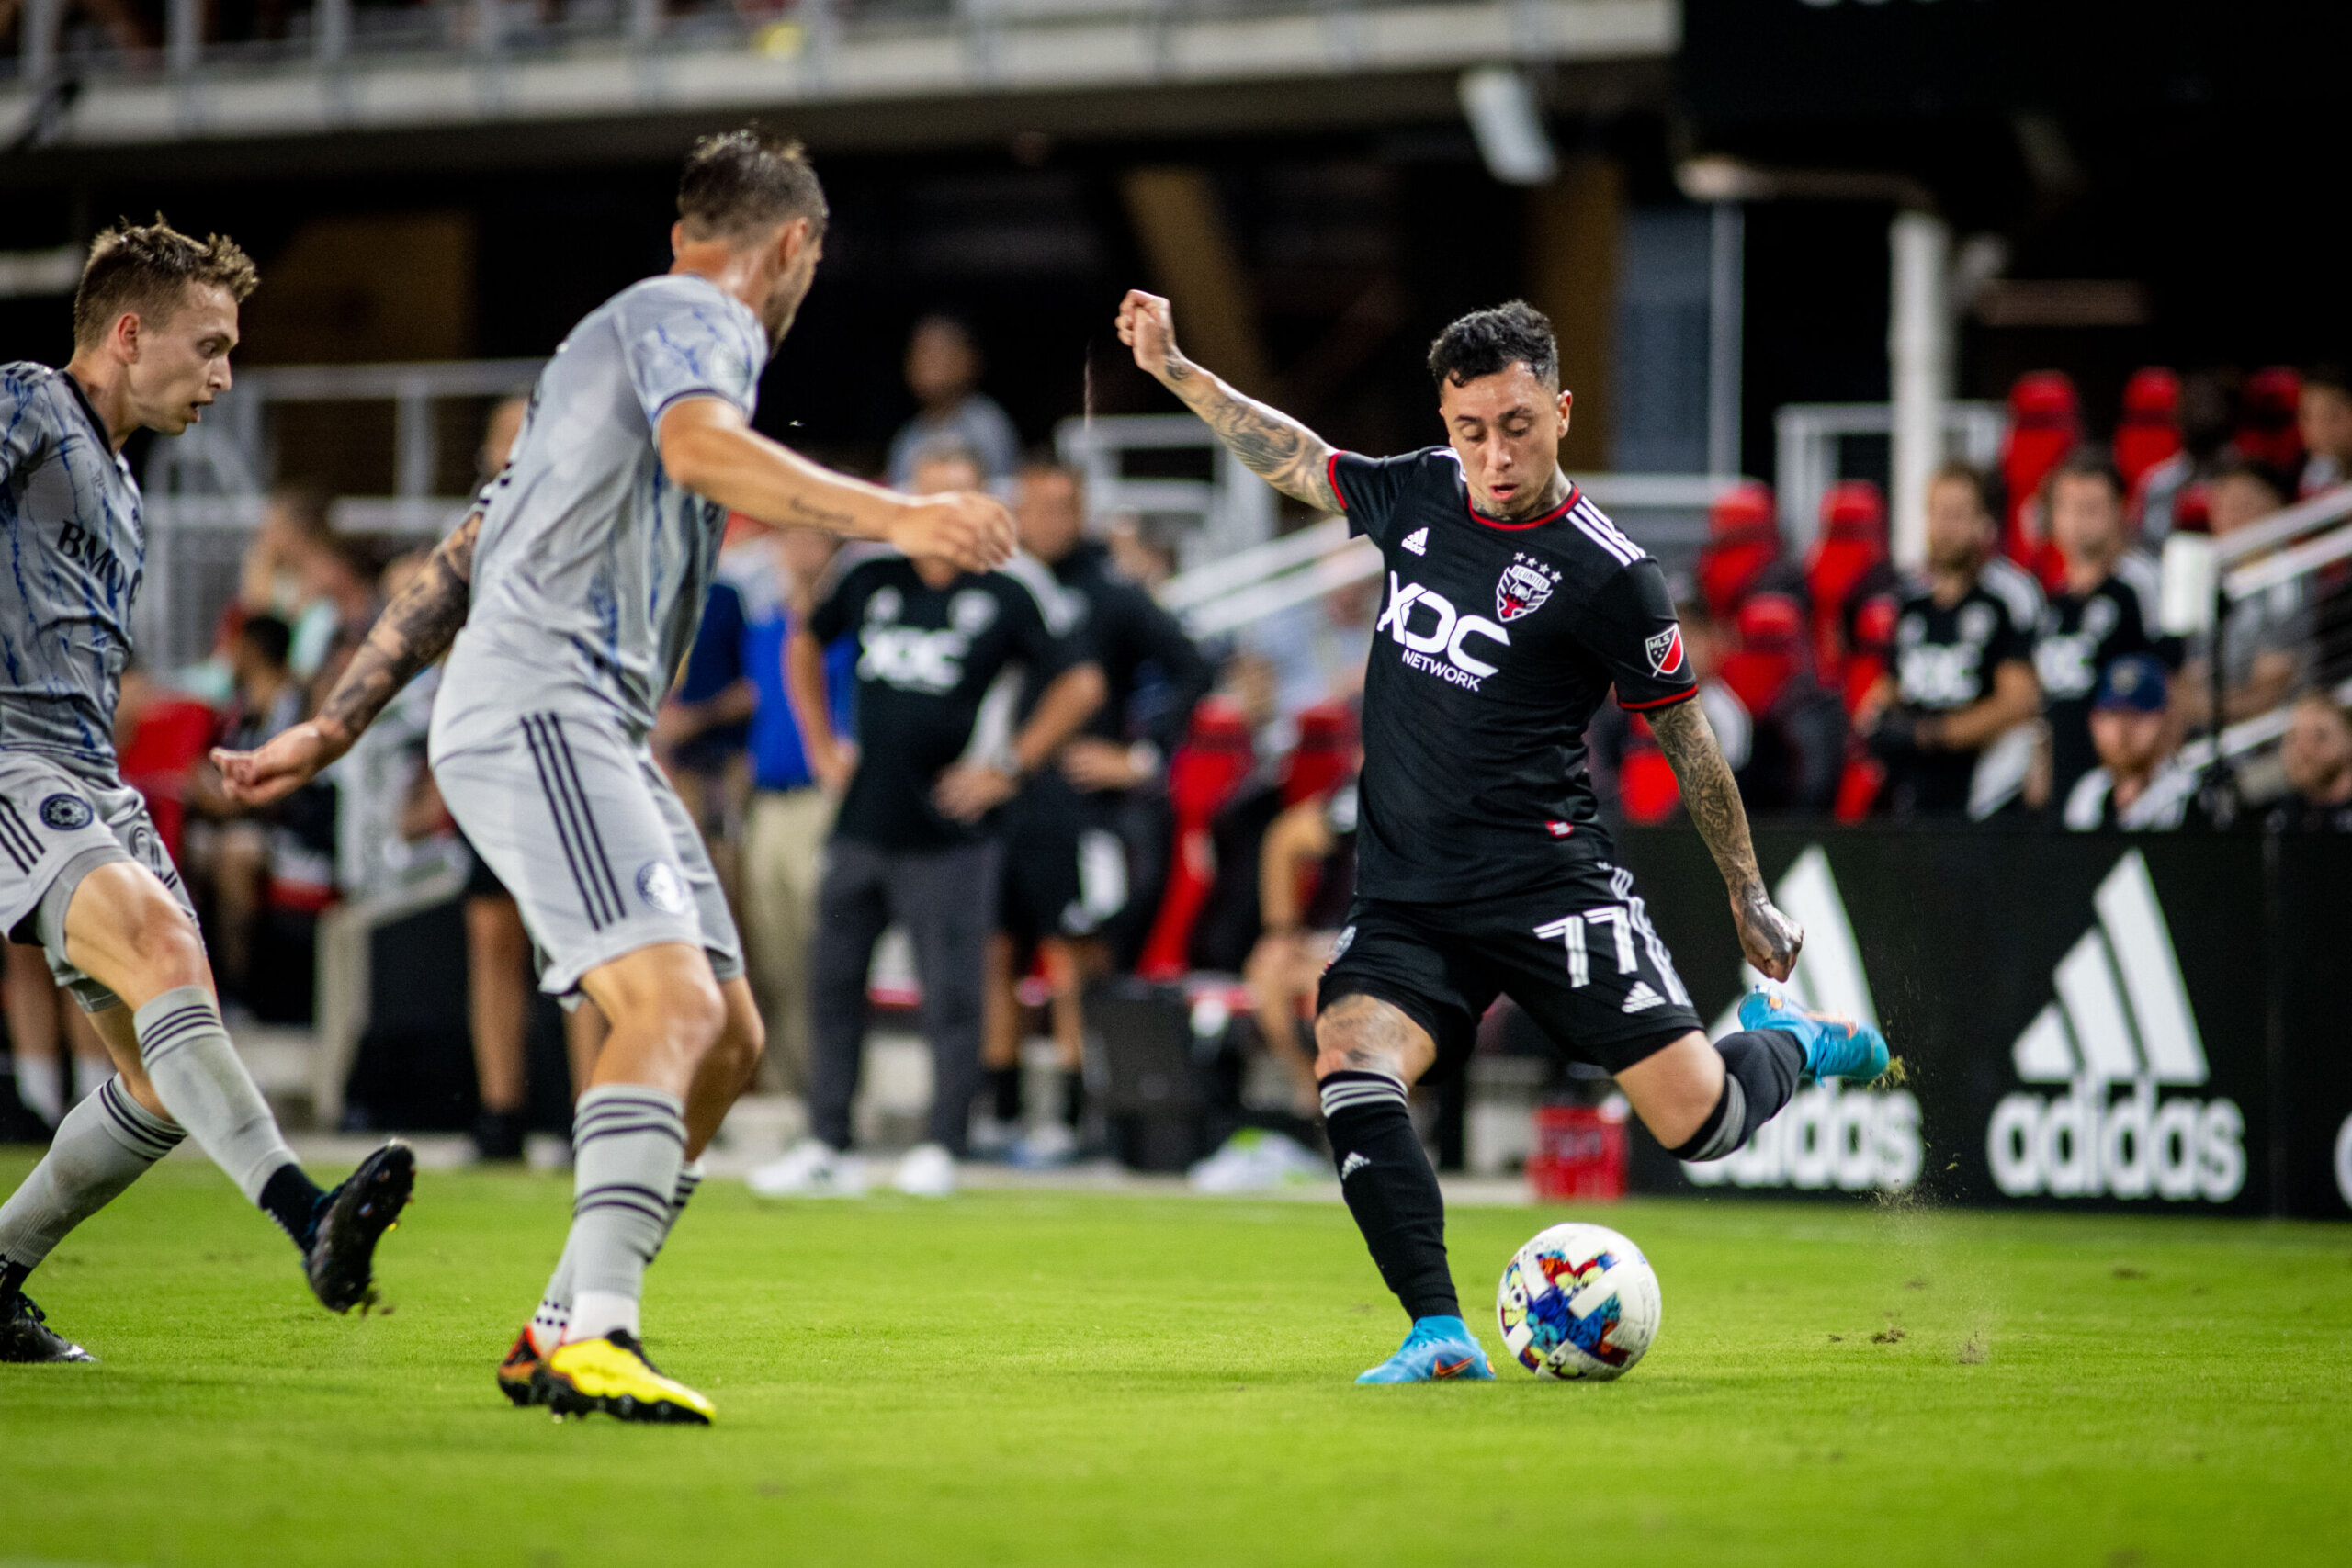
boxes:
[1116,292,1892,1382]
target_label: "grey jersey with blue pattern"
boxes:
[435,274,769,750]
[0,363,143,766]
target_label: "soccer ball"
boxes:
[1495,1222,1661,1380]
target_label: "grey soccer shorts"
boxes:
[0,750,201,1013]
[432,711,743,997]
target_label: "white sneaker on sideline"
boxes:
[892,1142,957,1198]
[747,1138,867,1198]
[1009,1121,1079,1169]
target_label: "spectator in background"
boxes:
[736,525,857,1100]
[2063,654,2202,830]
[2034,450,2177,812]
[4,946,110,1134]
[2268,689,2352,832]
[979,457,1213,1164]
[654,519,762,909]
[182,614,304,1006]
[2180,457,2308,728]
[2297,367,2352,497]
[297,530,386,709]
[1238,576,1377,742]
[1859,461,2044,818]
[1242,773,1359,1118]
[2138,370,2239,543]
[886,316,1021,490]
[749,446,1103,1199]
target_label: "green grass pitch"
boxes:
[2,1153,2347,1568]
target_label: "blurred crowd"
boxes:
[6,339,2349,1169]
[1597,362,2352,838]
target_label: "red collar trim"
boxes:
[1464,480,1579,531]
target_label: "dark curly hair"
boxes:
[73,218,257,349]
[678,126,829,243]
[1427,300,1558,390]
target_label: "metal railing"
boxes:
[1772,400,2005,558]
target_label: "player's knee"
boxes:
[118,893,209,995]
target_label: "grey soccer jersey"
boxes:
[0,363,143,765]
[435,274,769,750]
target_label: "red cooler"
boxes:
[1526,1105,1628,1201]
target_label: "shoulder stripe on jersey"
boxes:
[1001,552,1082,637]
[1569,497,1645,566]
[1326,451,1350,512]
[2112,552,2161,612]
[1981,556,2046,625]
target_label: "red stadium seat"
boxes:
[1695,480,1781,623]
[1136,696,1257,982]
[1718,592,1805,720]
[1281,701,1356,807]
[2238,366,2304,473]
[1618,728,1682,825]
[2001,371,2080,576]
[2115,367,2183,496]
[117,696,221,865]
[1804,479,1886,688]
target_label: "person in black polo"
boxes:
[1860,461,2044,818]
[2035,448,2177,812]
[755,446,1104,1200]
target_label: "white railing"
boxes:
[1772,400,2005,557]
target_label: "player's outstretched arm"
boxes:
[1647,697,1803,982]
[658,398,1013,573]
[1115,289,1340,513]
[212,513,481,806]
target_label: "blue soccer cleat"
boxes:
[1355,1315,1497,1383]
[1738,987,1890,1085]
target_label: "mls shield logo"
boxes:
[1496,555,1560,622]
[1645,625,1686,677]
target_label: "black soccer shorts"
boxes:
[1317,858,1704,1078]
[997,773,1128,948]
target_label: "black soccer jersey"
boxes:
[1885,556,2043,814]
[1329,447,1696,902]
[808,555,1083,852]
[2035,553,2179,808]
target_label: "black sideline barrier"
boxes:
[1613,828,2352,1220]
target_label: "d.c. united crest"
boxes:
[1497,555,1562,622]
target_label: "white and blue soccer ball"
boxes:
[1496,1222,1661,1381]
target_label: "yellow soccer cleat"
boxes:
[530,1331,715,1425]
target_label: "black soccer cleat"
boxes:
[304,1140,415,1314]
[0,1292,96,1363]
[497,1326,544,1407]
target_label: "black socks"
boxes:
[1668,1028,1805,1162]
[988,1066,1022,1123]
[259,1164,328,1253]
[1057,1068,1086,1131]
[1320,1070,1458,1321]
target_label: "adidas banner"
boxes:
[1613,828,2351,1219]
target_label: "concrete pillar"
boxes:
[1888,209,1951,572]
[1707,201,1745,479]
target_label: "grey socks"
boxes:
[563,1087,687,1344]
[529,1155,704,1353]
[0,1077,185,1288]
[133,987,298,1204]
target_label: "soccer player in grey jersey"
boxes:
[220,130,1016,1424]
[0,221,416,1365]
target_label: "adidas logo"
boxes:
[1687,845,1922,1194]
[1989,850,2244,1202]
[1401,527,1428,556]
[1621,981,1664,1013]
[1339,1152,1371,1180]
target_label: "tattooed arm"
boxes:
[210,513,481,807]
[1647,696,1804,981]
[1114,290,1340,513]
